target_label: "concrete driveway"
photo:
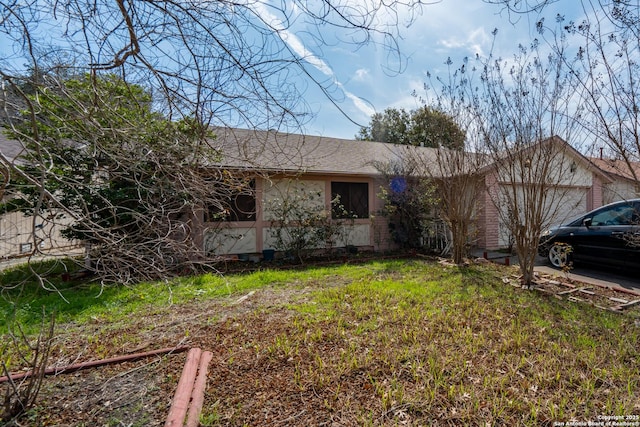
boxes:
[474,250,640,295]
[534,258,640,295]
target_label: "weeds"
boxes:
[199,261,639,425]
[2,259,639,426]
[1,310,55,423]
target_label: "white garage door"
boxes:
[496,186,588,247]
[546,188,588,226]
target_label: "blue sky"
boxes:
[0,0,581,141]
[293,0,579,140]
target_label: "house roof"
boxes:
[588,157,640,182]
[209,127,439,176]
[210,130,620,184]
[4,126,631,186]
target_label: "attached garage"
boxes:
[479,137,612,250]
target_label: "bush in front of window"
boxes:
[267,188,355,263]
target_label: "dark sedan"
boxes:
[538,198,640,269]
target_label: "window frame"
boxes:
[207,179,257,222]
[330,181,369,219]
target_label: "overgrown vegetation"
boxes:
[1,311,55,423]
[375,159,440,250]
[1,259,638,426]
[4,73,228,284]
[266,181,357,262]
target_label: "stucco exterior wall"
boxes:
[602,180,639,205]
[262,179,326,221]
[203,226,257,255]
[495,151,592,187]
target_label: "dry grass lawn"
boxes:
[1,258,639,426]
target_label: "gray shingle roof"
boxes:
[209,128,439,176]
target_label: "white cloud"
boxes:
[353,68,370,81]
[280,31,333,77]
[344,91,376,117]
[438,27,492,57]
[251,0,375,118]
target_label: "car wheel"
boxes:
[548,242,572,268]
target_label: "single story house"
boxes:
[195,129,635,256]
[2,128,639,258]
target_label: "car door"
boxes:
[570,202,636,267]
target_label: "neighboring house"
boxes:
[0,133,79,259]
[588,156,640,205]
[2,127,639,258]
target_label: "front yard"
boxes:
[1,259,639,426]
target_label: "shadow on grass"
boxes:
[0,259,132,334]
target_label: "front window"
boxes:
[331,182,369,219]
[207,179,256,222]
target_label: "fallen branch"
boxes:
[0,345,189,384]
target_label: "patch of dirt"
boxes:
[2,259,639,426]
[1,286,312,426]
[27,356,183,427]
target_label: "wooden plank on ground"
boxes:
[558,287,590,295]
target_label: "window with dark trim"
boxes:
[207,179,256,222]
[331,182,369,219]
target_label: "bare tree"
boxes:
[410,67,489,264]
[488,1,640,183]
[458,39,584,286]
[420,144,486,265]
[390,118,485,263]
[0,0,425,284]
[359,99,477,261]
[562,1,640,181]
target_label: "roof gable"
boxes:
[478,135,612,183]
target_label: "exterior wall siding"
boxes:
[204,227,257,255]
[203,175,384,256]
[0,210,80,259]
[601,179,639,205]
